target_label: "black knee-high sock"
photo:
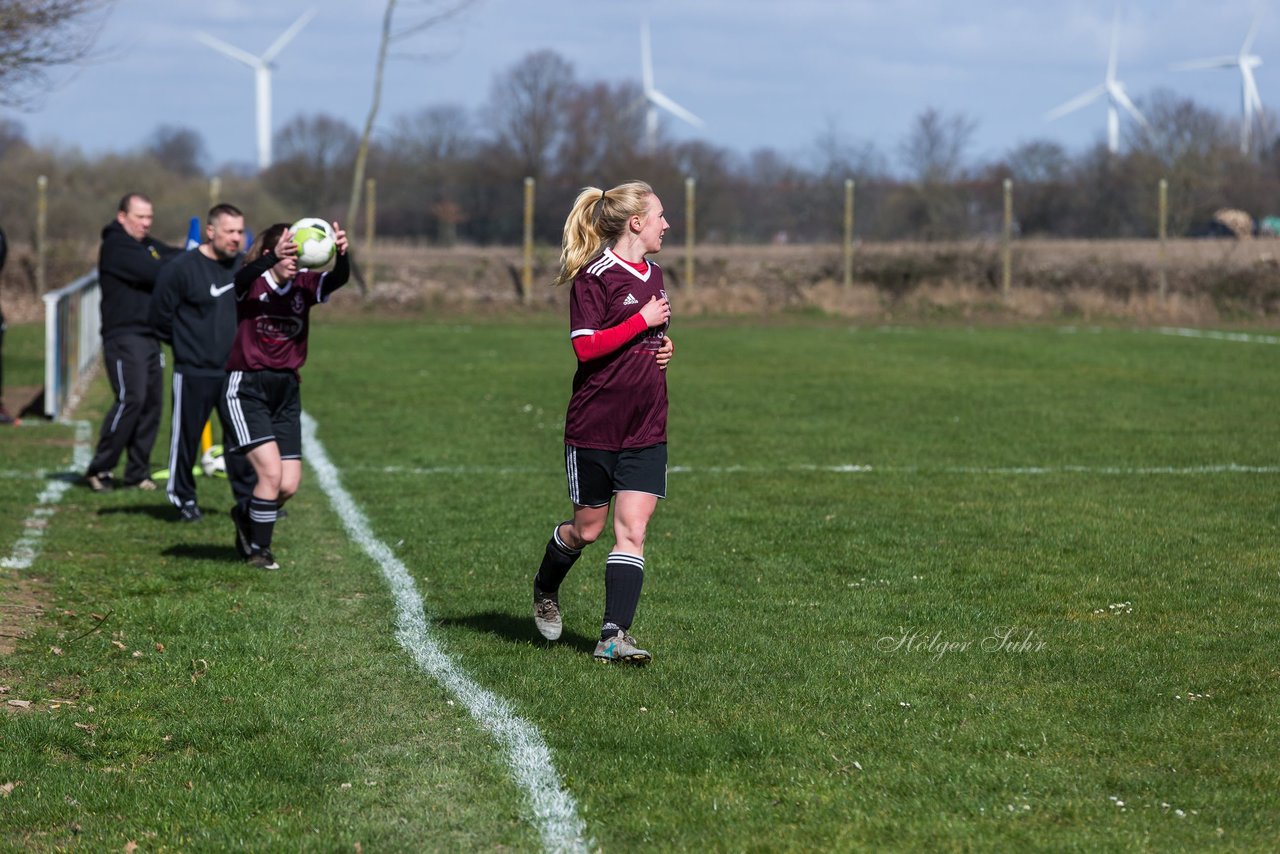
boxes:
[248,496,278,552]
[534,522,581,594]
[602,552,644,639]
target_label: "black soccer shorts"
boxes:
[564,443,667,507]
[225,369,302,460]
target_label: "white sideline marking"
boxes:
[1153,327,1280,345]
[300,412,589,854]
[1,422,92,570]
[787,463,1280,475]
[0,470,48,480]
[374,462,1280,478]
[1055,325,1280,345]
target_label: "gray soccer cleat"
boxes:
[534,587,562,640]
[593,631,651,665]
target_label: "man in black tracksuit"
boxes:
[86,194,179,490]
[150,203,256,526]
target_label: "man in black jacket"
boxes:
[150,203,256,526]
[85,193,179,491]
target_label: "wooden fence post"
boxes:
[1001,178,1013,296]
[36,175,48,294]
[1158,178,1168,301]
[364,177,377,291]
[522,177,535,305]
[684,177,696,293]
[843,179,855,289]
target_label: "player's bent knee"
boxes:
[574,525,603,547]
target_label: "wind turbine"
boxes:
[640,19,704,153]
[1171,12,1264,154]
[1045,13,1150,154]
[195,8,317,170]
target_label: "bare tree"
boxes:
[381,105,476,240]
[267,114,359,212]
[555,80,647,183]
[900,107,977,185]
[0,0,113,107]
[388,104,472,162]
[0,119,27,159]
[346,0,475,237]
[812,119,888,182]
[891,108,979,239]
[484,50,576,179]
[145,125,207,177]
[1000,139,1074,236]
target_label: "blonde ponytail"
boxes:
[554,180,654,285]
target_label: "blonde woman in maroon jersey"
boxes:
[531,180,676,664]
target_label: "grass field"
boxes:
[2,315,1279,851]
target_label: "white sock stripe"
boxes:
[607,552,645,569]
[300,411,589,853]
[552,522,581,555]
[247,509,277,523]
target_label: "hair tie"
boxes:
[592,190,608,224]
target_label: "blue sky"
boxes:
[5,0,1275,173]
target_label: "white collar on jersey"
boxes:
[603,247,653,282]
[263,269,294,296]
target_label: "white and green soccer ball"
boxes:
[291,217,337,268]
[200,444,228,478]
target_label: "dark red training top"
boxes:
[564,248,670,451]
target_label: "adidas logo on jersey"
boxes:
[623,293,639,306]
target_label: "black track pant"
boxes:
[88,334,162,484]
[164,371,256,509]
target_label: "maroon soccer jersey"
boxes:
[226,269,333,376]
[564,248,670,451]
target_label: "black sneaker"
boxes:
[229,505,251,559]
[85,471,115,492]
[247,548,279,571]
[178,502,203,522]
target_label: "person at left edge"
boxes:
[0,224,12,424]
[85,193,180,491]
[150,203,258,527]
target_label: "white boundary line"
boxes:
[371,463,1280,477]
[300,412,589,854]
[1052,325,1280,345]
[0,470,48,480]
[1,421,92,570]
[1153,327,1280,345]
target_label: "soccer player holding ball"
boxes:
[532,181,676,664]
[223,220,349,569]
